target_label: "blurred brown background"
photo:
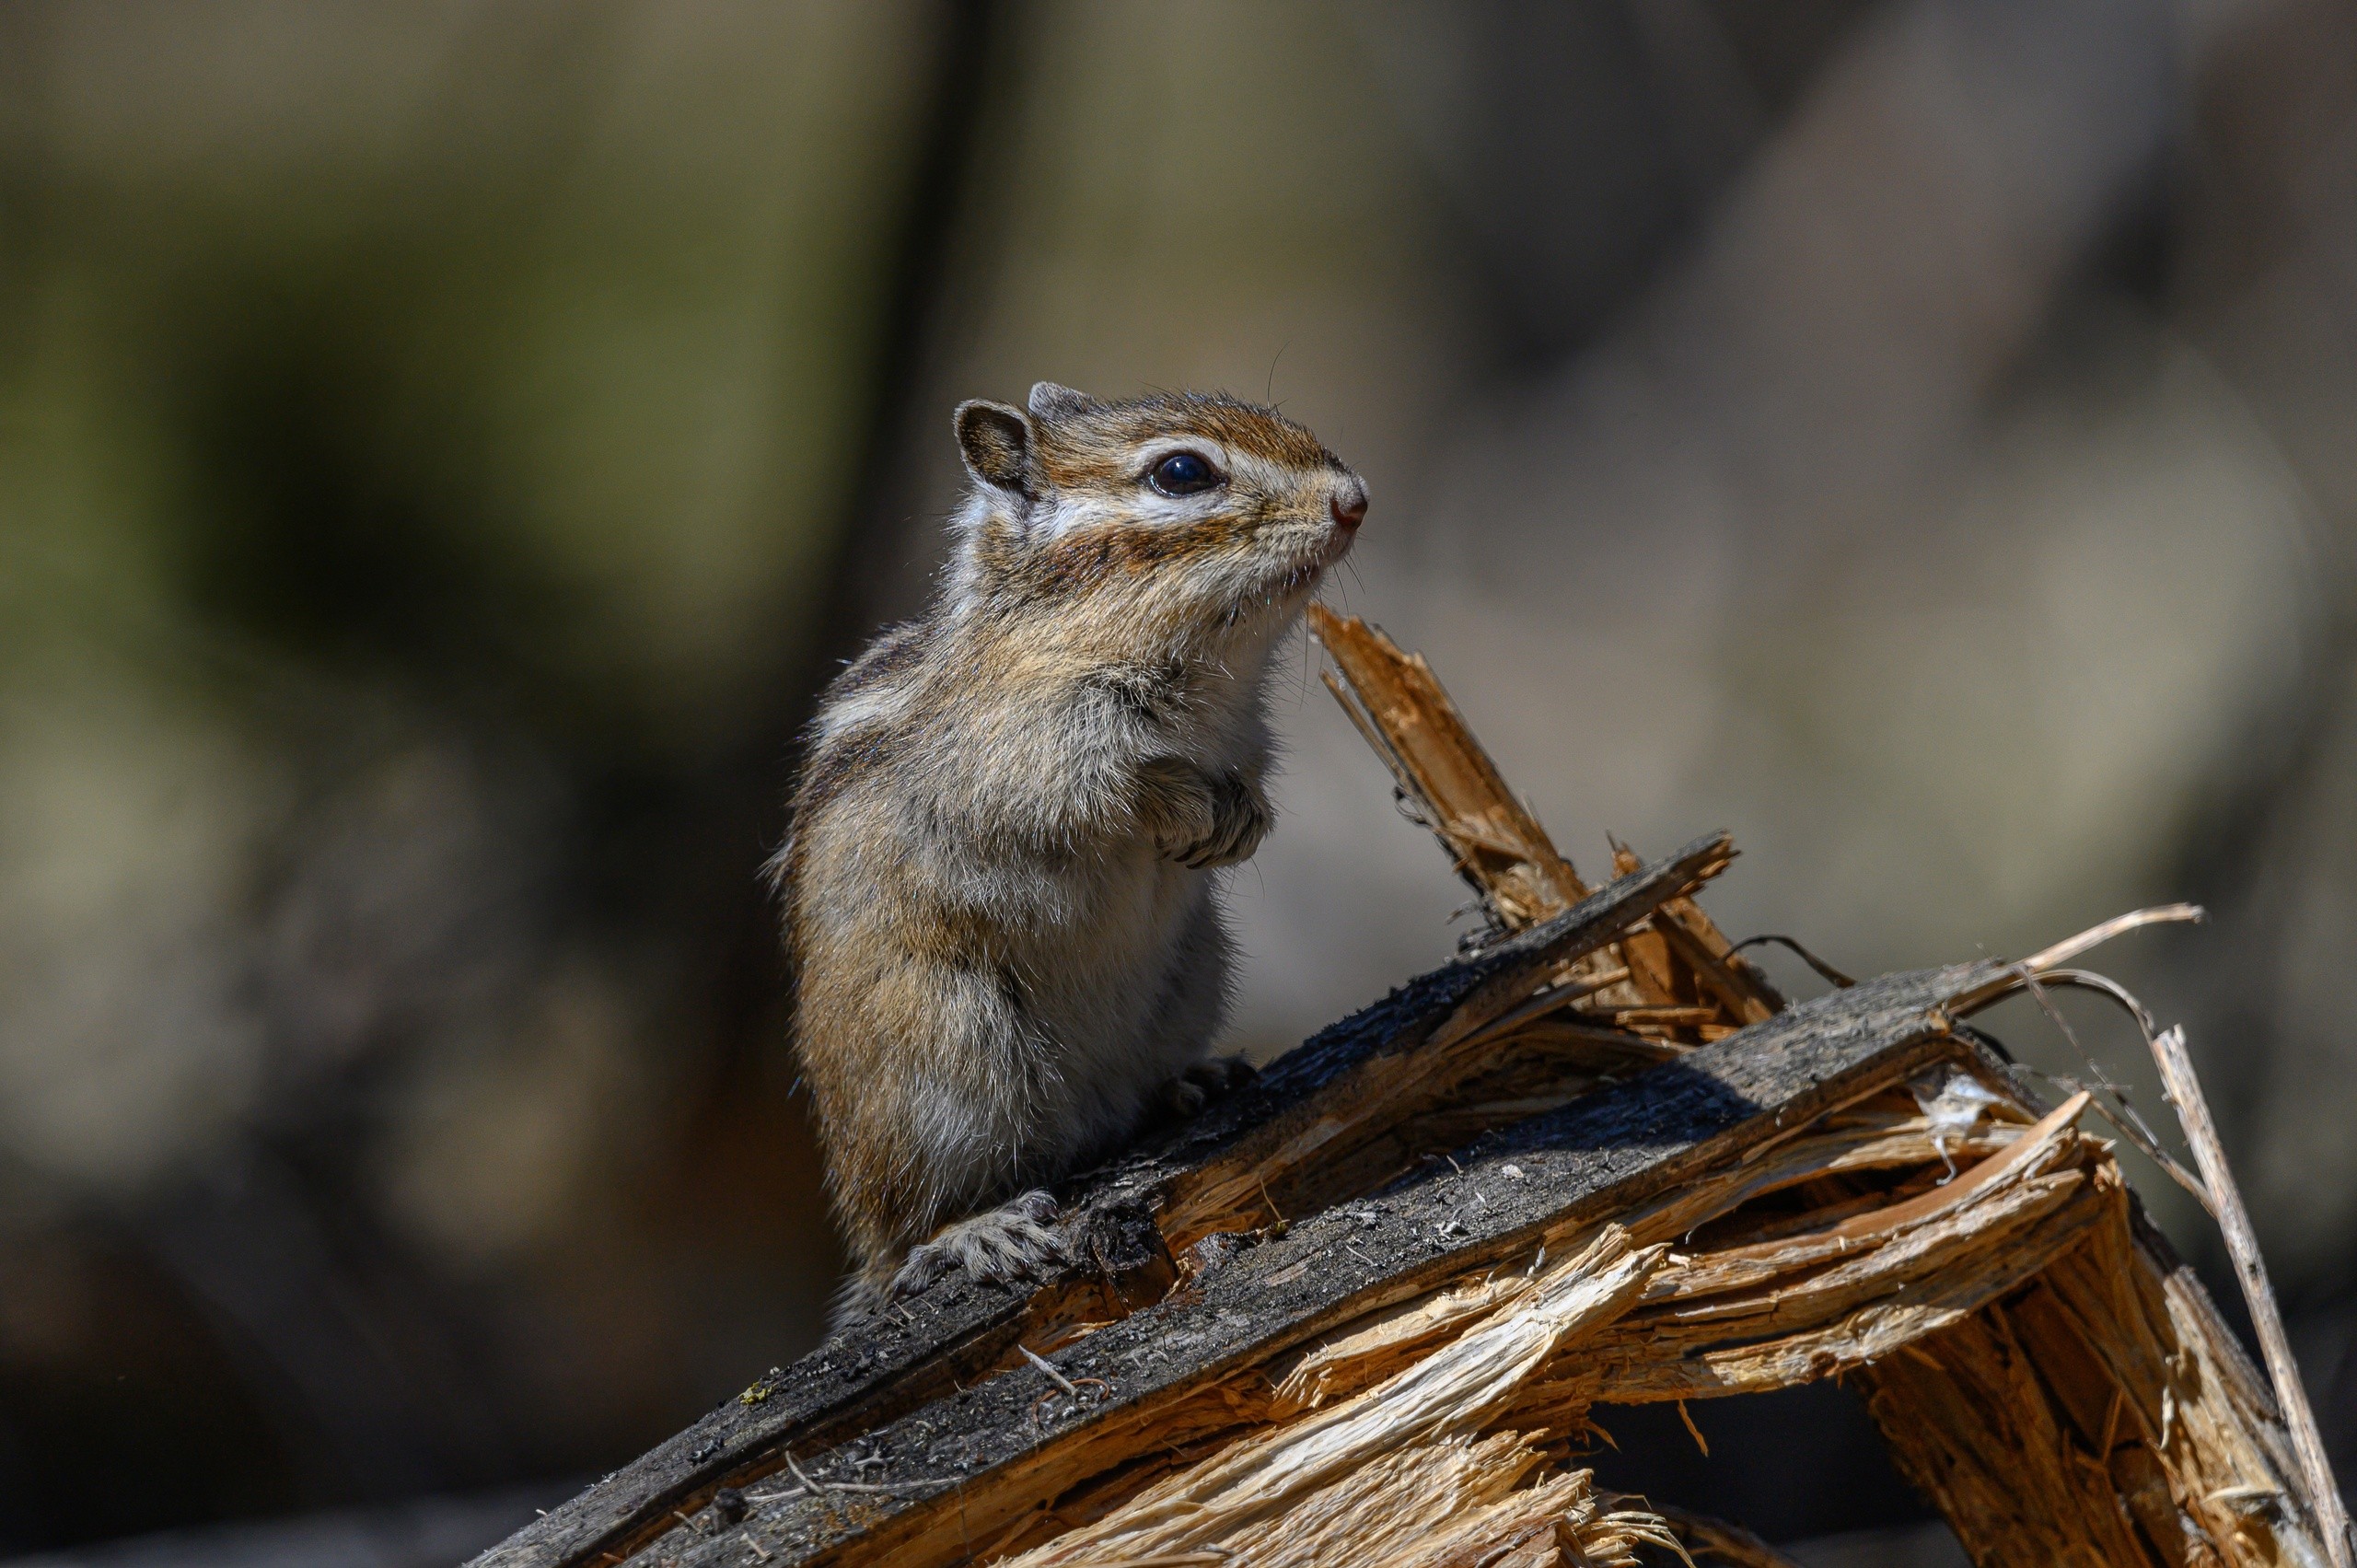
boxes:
[4,2,2357,1562]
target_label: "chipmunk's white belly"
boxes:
[1003,843,1220,1152]
[1014,844,1206,1034]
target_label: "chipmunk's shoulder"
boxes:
[809,620,932,738]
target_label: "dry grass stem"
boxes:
[2145,1023,2355,1568]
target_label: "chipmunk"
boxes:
[775,381,1366,1322]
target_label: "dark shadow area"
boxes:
[1595,1381,1935,1545]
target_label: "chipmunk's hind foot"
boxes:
[1156,1054,1259,1121]
[888,1191,1068,1302]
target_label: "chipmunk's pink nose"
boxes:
[1330,478,1367,529]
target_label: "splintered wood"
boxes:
[1309,603,1585,931]
[1306,604,1776,1038]
[472,617,2344,1568]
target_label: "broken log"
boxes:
[472,614,2342,1568]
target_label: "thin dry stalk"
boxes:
[2145,1023,2355,1568]
[2020,904,2207,972]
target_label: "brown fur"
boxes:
[772,383,1364,1324]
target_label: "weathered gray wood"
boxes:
[470,832,1738,1568]
[615,961,2011,1568]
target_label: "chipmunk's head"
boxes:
[943,383,1365,652]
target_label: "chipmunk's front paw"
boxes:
[1135,761,1270,870]
[1156,1054,1260,1121]
[1185,775,1270,869]
[888,1191,1068,1301]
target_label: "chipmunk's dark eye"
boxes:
[1149,451,1220,497]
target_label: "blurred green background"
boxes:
[4,2,2357,1563]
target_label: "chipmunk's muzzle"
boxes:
[1329,475,1367,531]
[1304,473,1367,574]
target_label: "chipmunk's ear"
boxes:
[1027,381,1094,419]
[954,400,1034,497]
